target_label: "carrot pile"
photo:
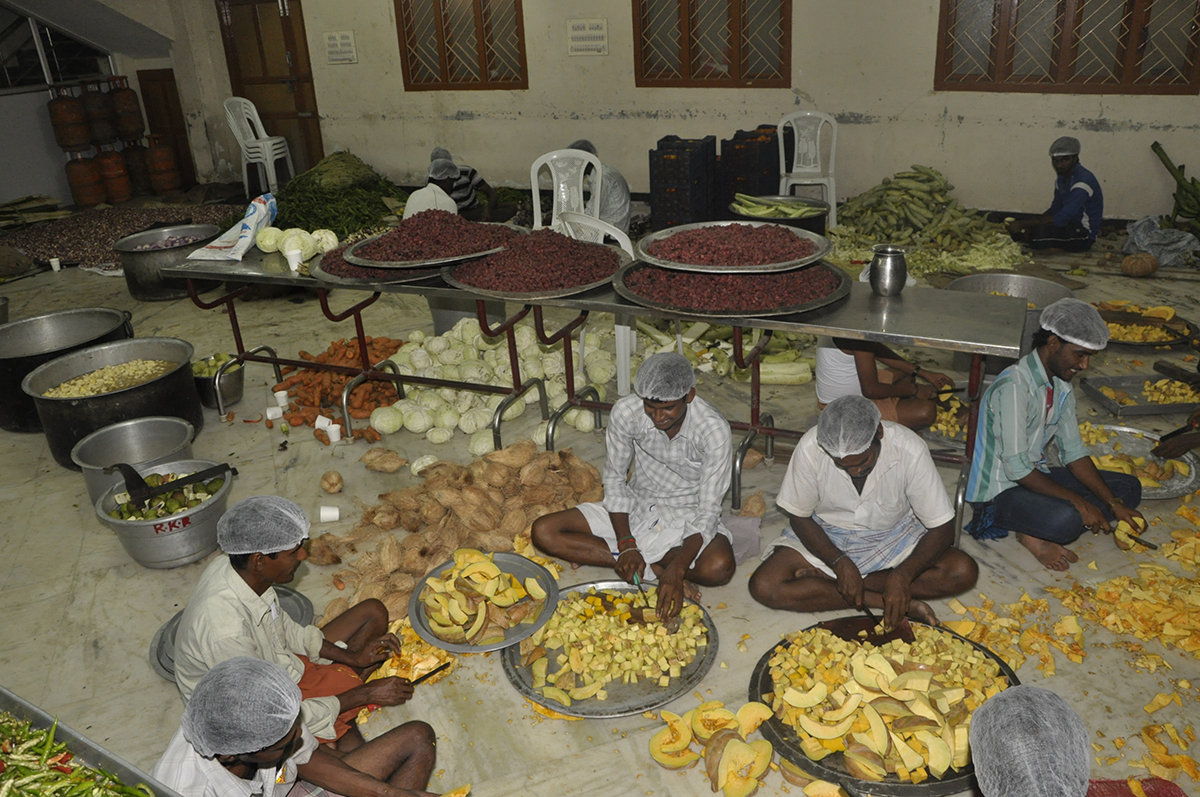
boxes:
[273,337,403,444]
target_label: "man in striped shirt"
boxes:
[1006,136,1103,252]
[749,396,978,630]
[965,299,1144,571]
[532,353,735,621]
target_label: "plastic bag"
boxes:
[188,194,277,261]
[1122,215,1199,267]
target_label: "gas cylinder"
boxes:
[47,86,89,150]
[65,152,106,206]
[96,143,131,203]
[108,77,145,140]
[81,80,117,144]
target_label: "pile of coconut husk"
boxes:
[308,439,602,619]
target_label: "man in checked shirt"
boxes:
[532,352,736,620]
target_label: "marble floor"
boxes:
[1,244,1198,797]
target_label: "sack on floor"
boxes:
[722,515,763,564]
[1122,215,1199,267]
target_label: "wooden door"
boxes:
[136,69,197,189]
[216,0,324,181]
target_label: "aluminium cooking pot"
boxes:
[112,224,222,301]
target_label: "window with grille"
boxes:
[935,0,1200,94]
[633,0,790,87]
[394,0,527,91]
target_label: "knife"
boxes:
[1157,423,1197,444]
[412,661,451,686]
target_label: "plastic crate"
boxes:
[650,183,712,230]
[649,135,717,188]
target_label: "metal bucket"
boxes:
[95,459,233,568]
[948,274,1073,374]
[71,416,196,506]
[112,224,222,301]
[21,337,204,469]
[0,307,133,433]
[194,361,245,409]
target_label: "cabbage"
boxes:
[584,332,602,350]
[279,229,317,261]
[408,330,427,345]
[524,385,542,405]
[409,348,433,369]
[474,333,504,351]
[440,364,461,381]
[483,348,504,368]
[575,410,596,433]
[425,336,451,356]
[393,398,419,415]
[590,383,607,401]
[459,362,491,383]
[411,454,438,476]
[391,347,415,366]
[426,426,455,444]
[535,421,550,449]
[403,407,435,434]
[311,229,339,253]
[256,226,283,253]
[469,429,496,456]
[417,391,447,411]
[458,407,492,435]
[502,401,525,421]
[542,353,565,377]
[521,357,545,380]
[585,353,616,385]
[436,387,459,404]
[435,407,460,429]
[437,346,465,366]
[493,362,513,382]
[453,391,476,414]
[420,366,444,380]
[515,326,537,350]
[459,345,479,362]
[453,317,482,343]
[369,405,404,435]
[486,395,505,411]
[394,363,415,377]
[546,379,567,400]
[562,408,581,427]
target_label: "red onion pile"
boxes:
[355,210,520,263]
[645,224,816,267]
[318,244,438,281]
[623,264,841,312]
[451,229,619,293]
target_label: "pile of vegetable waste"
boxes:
[635,320,817,386]
[829,166,1026,277]
[0,712,155,797]
[275,152,408,239]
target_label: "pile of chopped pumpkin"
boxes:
[941,593,1083,676]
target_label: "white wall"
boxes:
[296,0,1196,218]
[0,91,73,205]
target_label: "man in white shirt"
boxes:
[566,139,632,233]
[152,657,438,797]
[749,395,977,629]
[402,159,459,220]
[532,353,735,621]
[174,496,413,750]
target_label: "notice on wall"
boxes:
[567,19,607,57]
[325,31,357,64]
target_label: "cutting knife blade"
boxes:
[411,661,451,686]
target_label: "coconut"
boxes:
[372,505,403,531]
[307,534,343,566]
[399,510,424,533]
[499,508,528,537]
[738,491,767,518]
[379,486,423,511]
[318,597,350,627]
[377,536,403,573]
[579,486,604,504]
[386,571,416,594]
[420,497,448,525]
[521,485,558,505]
[360,448,408,473]
[427,485,466,510]
[484,486,506,507]
[482,461,513,488]
[354,578,386,603]
[519,462,546,487]
[568,467,596,494]
[485,438,537,469]
[383,590,411,620]
[523,504,551,522]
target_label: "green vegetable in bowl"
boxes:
[192,353,241,378]
[108,471,222,521]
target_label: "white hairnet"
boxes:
[634,352,696,401]
[430,146,451,162]
[1039,298,1109,349]
[1049,136,1081,157]
[181,657,301,758]
[817,395,882,458]
[428,158,458,181]
[567,139,598,156]
[218,495,309,555]
[970,685,1089,797]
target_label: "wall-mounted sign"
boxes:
[325,31,357,64]
[568,19,607,57]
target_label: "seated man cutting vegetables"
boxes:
[815,336,954,431]
[531,352,736,620]
[153,657,440,797]
[964,298,1144,571]
[749,395,978,630]
[174,496,414,751]
[1005,136,1102,253]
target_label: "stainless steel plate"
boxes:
[1080,375,1200,418]
[1100,310,1193,349]
[309,252,443,286]
[1048,423,1200,501]
[343,223,528,269]
[613,260,850,319]
[149,585,313,681]
[441,244,631,300]
[634,220,831,273]
[749,621,1019,797]
[407,552,559,654]
[500,579,719,719]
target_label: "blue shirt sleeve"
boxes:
[1053,185,1091,229]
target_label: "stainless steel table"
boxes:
[164,252,1026,511]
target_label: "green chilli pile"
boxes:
[0,713,156,797]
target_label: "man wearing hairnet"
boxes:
[750,396,978,629]
[402,159,460,219]
[1006,136,1103,252]
[966,299,1144,570]
[566,139,632,233]
[429,146,515,222]
[152,657,439,797]
[969,685,1090,797]
[532,353,735,620]
[174,496,415,751]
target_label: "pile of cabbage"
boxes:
[368,317,627,456]
[256,226,339,261]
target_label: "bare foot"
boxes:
[906,599,939,626]
[1016,533,1079,571]
[682,581,702,603]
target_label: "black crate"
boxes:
[649,135,717,187]
[650,182,712,230]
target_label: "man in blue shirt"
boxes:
[1007,137,1102,252]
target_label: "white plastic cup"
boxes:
[284,249,303,272]
[327,425,342,443]
[49,258,61,272]
[315,415,332,430]
[265,406,283,420]
[319,506,339,522]
[273,389,290,408]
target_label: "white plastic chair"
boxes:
[530,150,602,231]
[778,111,838,228]
[224,97,295,196]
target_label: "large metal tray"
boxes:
[749,621,1019,797]
[407,552,558,654]
[1080,374,1200,418]
[343,223,528,269]
[500,579,719,719]
[441,243,631,300]
[1100,310,1194,348]
[634,220,831,273]
[1049,423,1200,500]
[309,252,443,287]
[613,260,850,319]
[0,684,187,797]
